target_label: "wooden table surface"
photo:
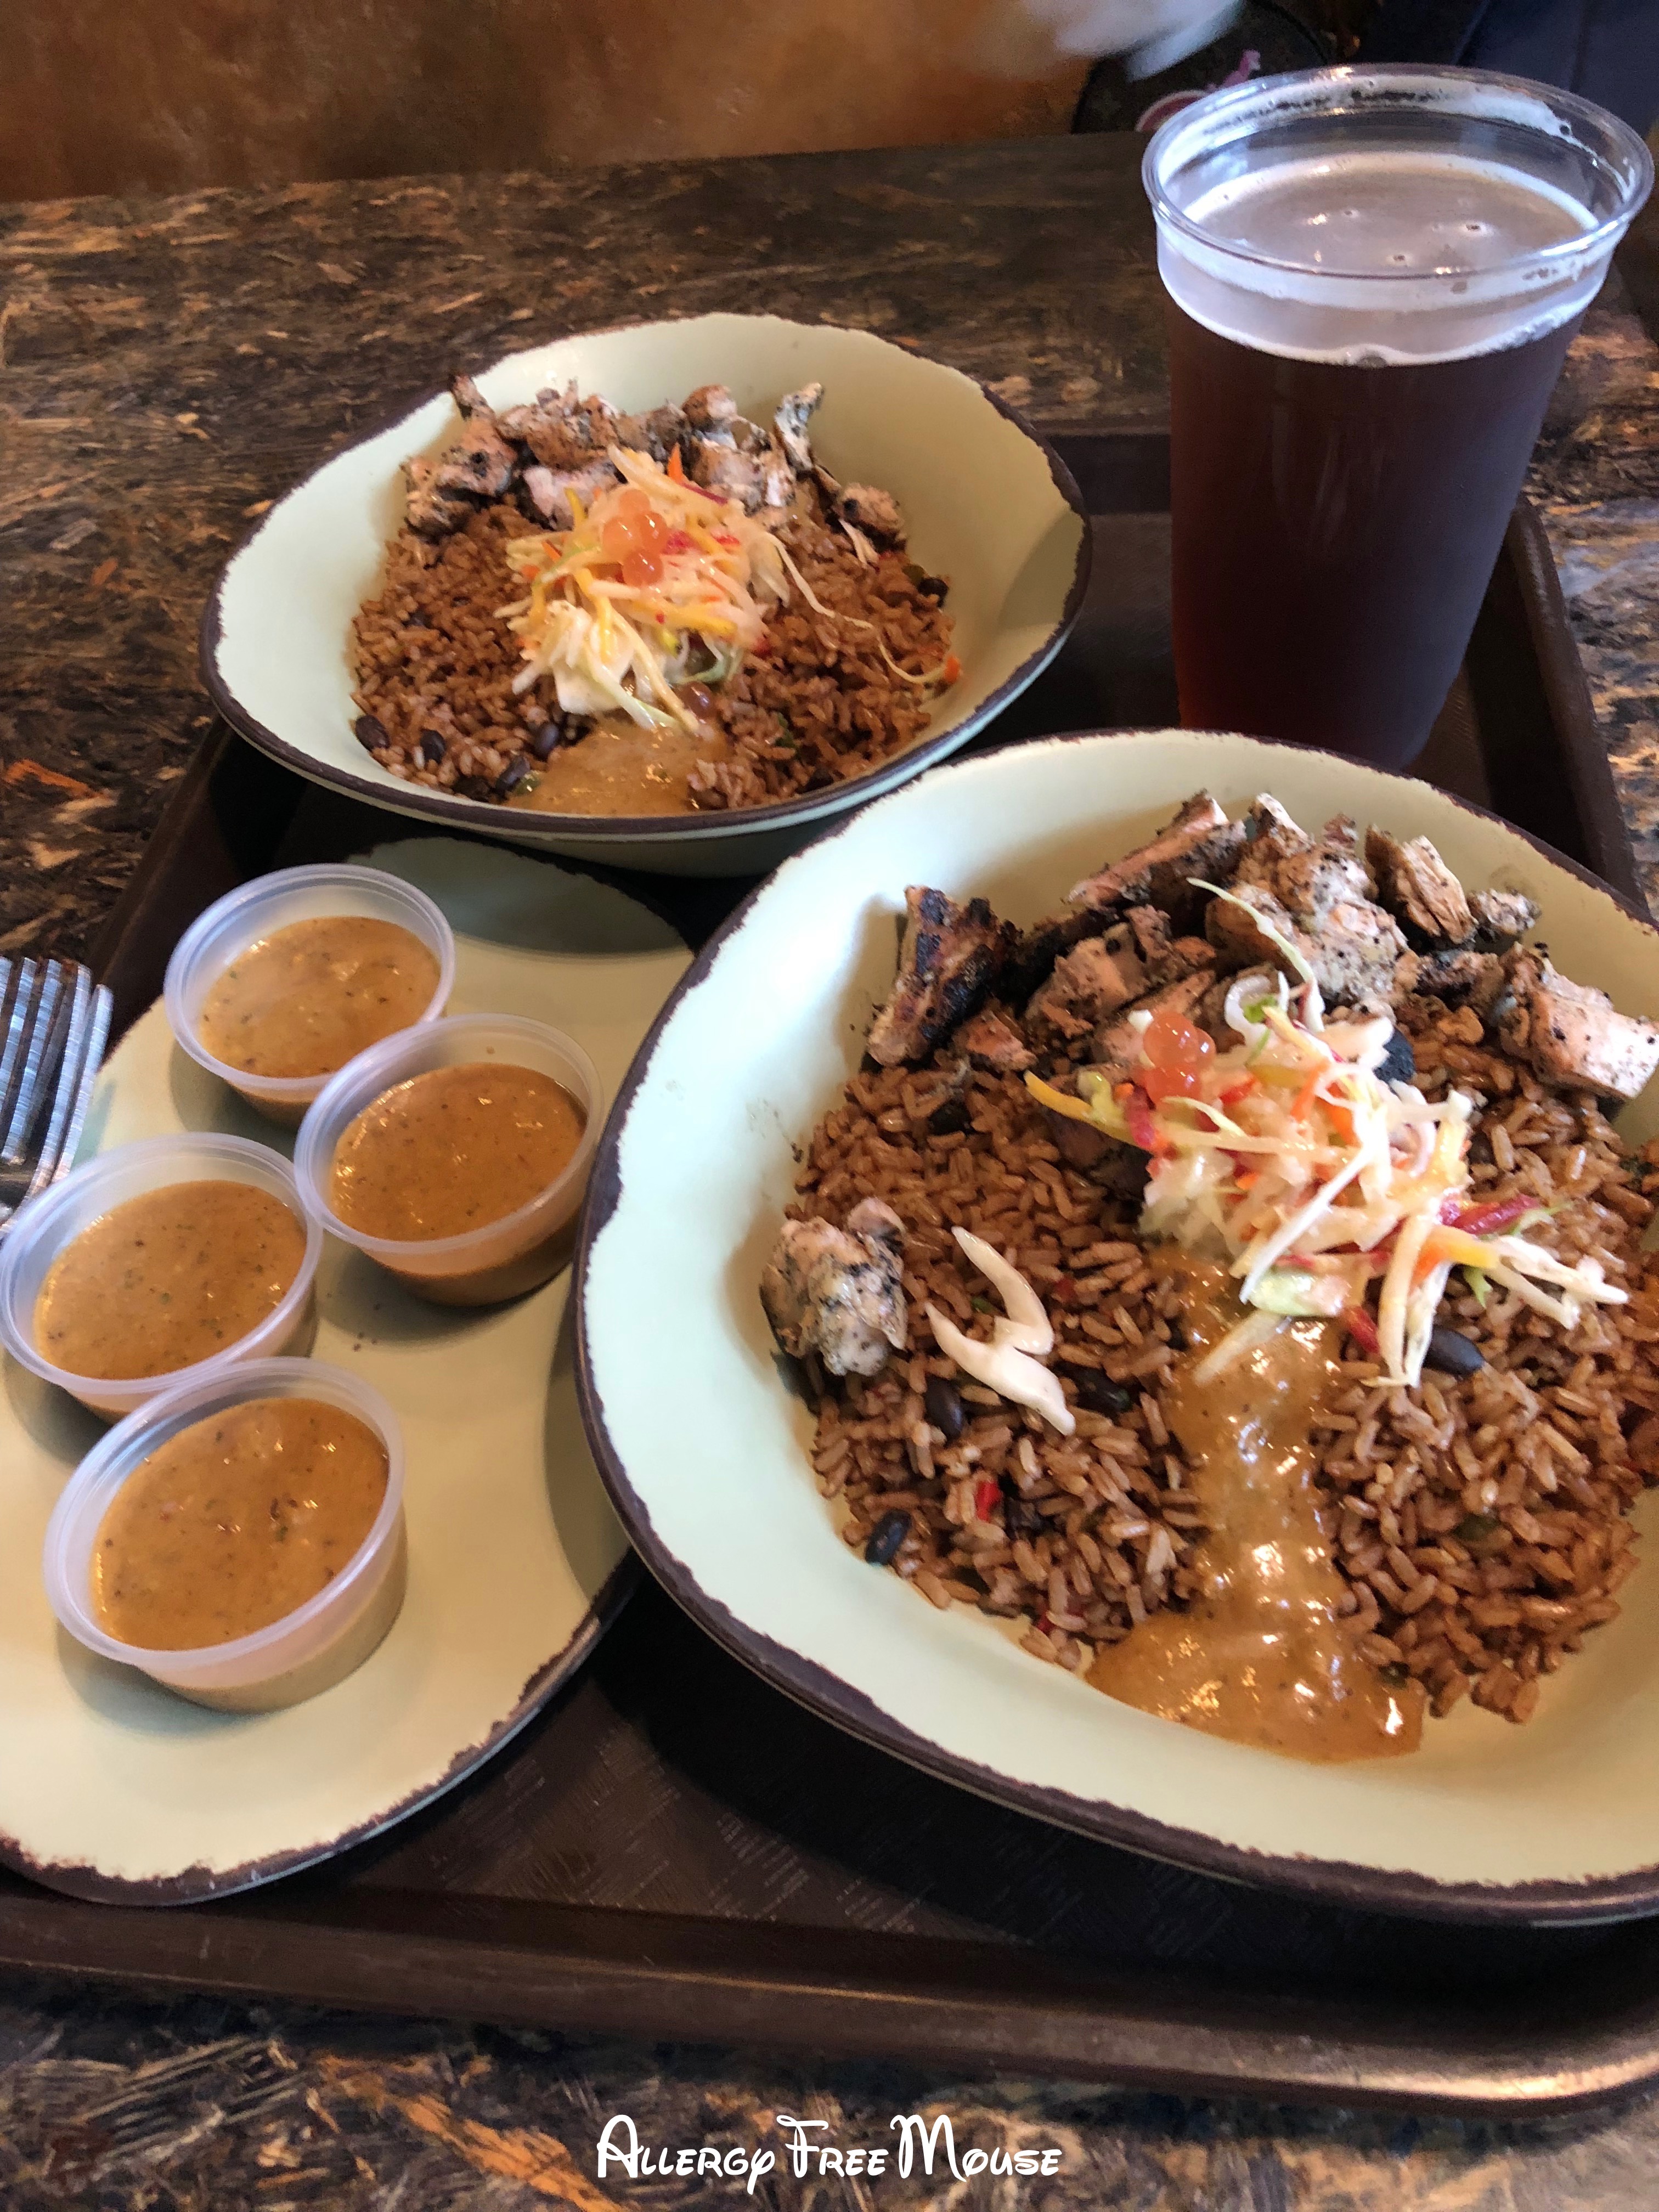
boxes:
[4,133,1659,2208]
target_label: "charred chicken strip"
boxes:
[866,887,1012,1067]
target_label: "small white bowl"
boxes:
[294,1013,600,1306]
[43,1357,407,1712]
[163,862,455,1126]
[0,1133,322,1419]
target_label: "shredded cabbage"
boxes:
[500,443,957,738]
[1024,984,1626,1390]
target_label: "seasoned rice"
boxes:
[795,1003,1659,1721]
[349,507,951,812]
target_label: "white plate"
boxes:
[202,313,1090,877]
[578,729,1659,1923]
[0,838,688,1903]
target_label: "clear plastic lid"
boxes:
[0,1132,323,1418]
[42,1356,405,1699]
[163,863,456,1119]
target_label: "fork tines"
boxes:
[0,957,115,1234]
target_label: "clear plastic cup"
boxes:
[1143,65,1652,768]
[42,1357,407,1712]
[163,863,456,1127]
[0,1133,322,1418]
[293,1013,600,1307]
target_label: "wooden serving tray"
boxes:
[2,430,1652,2117]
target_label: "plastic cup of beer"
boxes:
[1143,66,1652,770]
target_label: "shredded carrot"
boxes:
[666,444,686,482]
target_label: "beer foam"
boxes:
[1161,151,1609,364]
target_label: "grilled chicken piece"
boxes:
[403,398,520,537]
[1090,972,1214,1078]
[1207,882,1414,1009]
[1498,951,1659,1102]
[866,887,1012,1068]
[1212,805,1414,1007]
[760,1199,907,1378]
[614,402,688,466]
[1026,907,1214,1047]
[833,484,906,546]
[1027,926,1154,1047]
[1125,906,1215,987]
[521,456,622,529]
[1415,949,1508,1019]
[683,383,739,431]
[1470,889,1541,951]
[956,1006,1035,1075]
[1068,793,1245,929]
[1005,909,1098,1005]
[690,436,793,512]
[403,455,480,538]
[498,383,619,471]
[1365,828,1475,948]
[774,381,823,472]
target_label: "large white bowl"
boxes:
[576,729,1659,1923]
[202,313,1090,877]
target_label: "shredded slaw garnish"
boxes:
[498,445,958,737]
[1024,938,1626,1389]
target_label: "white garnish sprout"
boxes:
[926,1228,1076,1436]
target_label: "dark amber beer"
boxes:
[1144,70,1652,769]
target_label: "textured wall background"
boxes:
[0,0,1092,202]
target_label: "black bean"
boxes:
[353,713,388,754]
[1425,1325,1485,1377]
[1378,1027,1417,1085]
[1167,1319,1187,1351]
[928,1097,970,1136]
[1005,1498,1045,1539]
[419,727,447,764]
[494,754,532,799]
[1064,1366,1135,1416]
[1457,1512,1503,1546]
[456,773,494,802]
[531,720,565,761]
[924,1375,964,1441]
[865,1510,910,1567]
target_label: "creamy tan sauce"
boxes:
[329,1062,585,1242]
[510,718,727,817]
[34,1182,308,1381]
[198,915,441,1080]
[1088,1263,1424,1762]
[91,1396,388,1649]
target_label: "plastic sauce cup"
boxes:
[294,1014,600,1307]
[163,863,456,1127]
[0,1133,323,1419]
[42,1357,407,1712]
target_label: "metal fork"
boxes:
[0,959,114,1234]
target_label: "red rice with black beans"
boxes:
[796,1001,1659,1722]
[349,508,951,811]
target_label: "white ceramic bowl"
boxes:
[163,862,455,1126]
[0,1133,323,1419]
[201,313,1090,877]
[43,1358,406,1712]
[294,1013,601,1306]
[577,727,1659,1923]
